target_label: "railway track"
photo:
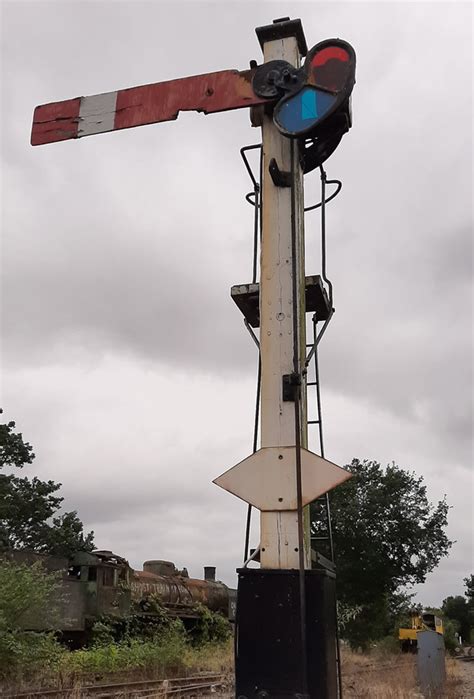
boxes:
[456,645,474,662]
[2,673,229,698]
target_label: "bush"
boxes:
[90,595,185,646]
[0,558,65,679]
[0,559,62,630]
[442,616,459,653]
[0,630,64,680]
[186,604,232,646]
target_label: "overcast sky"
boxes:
[1,0,472,606]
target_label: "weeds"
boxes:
[341,646,467,698]
[63,631,187,675]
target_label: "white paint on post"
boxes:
[78,91,118,137]
[259,35,307,569]
[261,510,300,569]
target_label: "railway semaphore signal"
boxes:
[31,17,356,698]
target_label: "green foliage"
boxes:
[90,597,230,650]
[90,620,116,647]
[442,595,471,643]
[0,415,94,557]
[186,604,232,646]
[0,630,64,680]
[0,558,65,679]
[337,601,362,635]
[464,575,474,642]
[0,418,35,469]
[71,604,231,679]
[0,559,61,630]
[40,512,95,558]
[339,596,394,651]
[91,596,185,646]
[319,459,452,649]
[464,574,474,602]
[63,633,187,674]
[442,617,460,652]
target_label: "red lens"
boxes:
[312,46,350,67]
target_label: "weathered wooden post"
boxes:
[213,19,353,697]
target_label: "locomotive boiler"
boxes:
[132,559,235,619]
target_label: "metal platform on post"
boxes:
[231,275,332,328]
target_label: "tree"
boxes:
[313,459,453,648]
[465,575,474,643]
[442,595,471,643]
[464,574,474,602]
[0,418,35,468]
[0,416,94,556]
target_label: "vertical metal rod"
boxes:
[243,142,262,563]
[243,355,261,563]
[312,312,343,699]
[320,167,333,308]
[252,155,260,284]
[310,166,344,694]
[290,138,308,696]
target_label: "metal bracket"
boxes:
[269,158,291,188]
[282,373,301,401]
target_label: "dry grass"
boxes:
[341,649,467,698]
[341,649,417,698]
[182,638,234,675]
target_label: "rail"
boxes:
[2,673,228,698]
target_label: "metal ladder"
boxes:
[306,311,343,697]
[307,312,335,566]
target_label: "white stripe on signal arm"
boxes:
[78,91,118,137]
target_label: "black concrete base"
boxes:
[235,568,337,699]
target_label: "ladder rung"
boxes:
[307,381,317,386]
[308,420,320,424]
[311,536,329,541]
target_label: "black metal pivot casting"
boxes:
[282,372,301,402]
[269,158,292,187]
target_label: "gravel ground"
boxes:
[454,660,474,698]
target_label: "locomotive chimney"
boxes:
[204,566,216,582]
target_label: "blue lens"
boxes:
[275,87,336,135]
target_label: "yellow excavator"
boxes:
[399,611,444,652]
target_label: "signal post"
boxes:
[214,20,350,697]
[31,17,356,697]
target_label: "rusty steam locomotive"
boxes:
[9,549,236,643]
